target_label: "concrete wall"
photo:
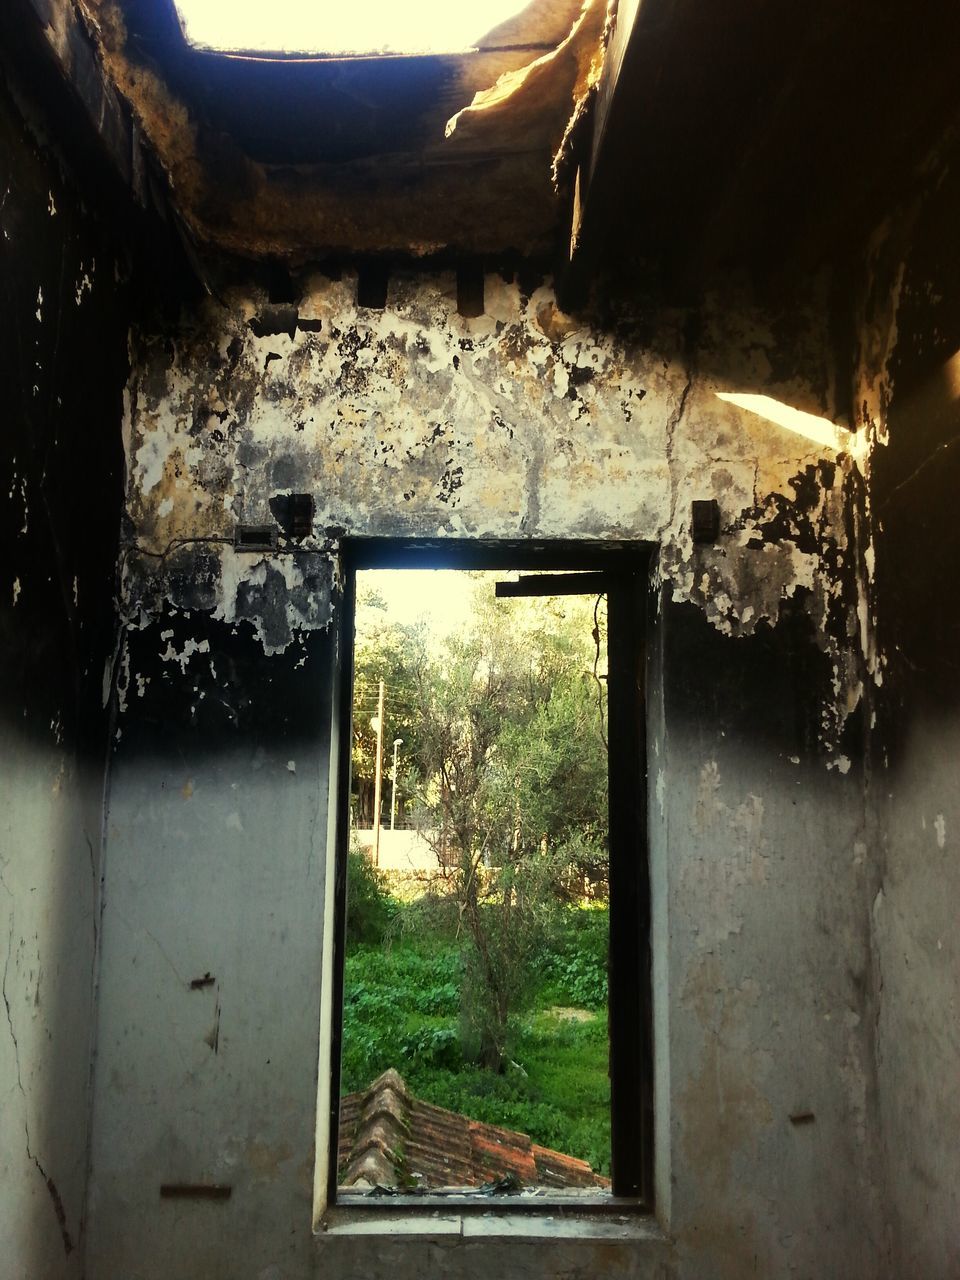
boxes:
[3,6,957,1274]
[856,145,960,1276]
[353,829,438,876]
[0,62,128,1279]
[86,617,334,1278]
[84,267,887,1277]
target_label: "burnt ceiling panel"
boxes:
[76,0,601,258]
[114,0,582,166]
[65,0,960,273]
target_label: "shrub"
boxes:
[541,906,609,1009]
[400,1024,461,1070]
[340,943,463,1091]
[345,846,399,944]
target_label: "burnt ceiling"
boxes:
[75,0,604,261]
[117,0,586,166]
[13,0,960,288]
[574,0,960,292]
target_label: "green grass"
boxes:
[341,910,611,1176]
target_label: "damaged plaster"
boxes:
[445,0,607,153]
[120,270,869,757]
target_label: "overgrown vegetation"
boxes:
[343,571,612,1175]
[341,869,611,1173]
[344,845,398,945]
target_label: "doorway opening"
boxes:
[327,541,652,1208]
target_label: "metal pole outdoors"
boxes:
[390,738,403,830]
[371,680,385,866]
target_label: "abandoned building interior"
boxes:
[2,0,960,1275]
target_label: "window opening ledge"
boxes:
[318,1205,667,1241]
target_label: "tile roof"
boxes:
[338,1068,609,1192]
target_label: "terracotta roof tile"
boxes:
[338,1069,609,1192]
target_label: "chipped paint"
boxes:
[75,262,94,305]
[120,272,870,755]
[445,0,606,147]
[158,635,210,673]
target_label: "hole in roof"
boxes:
[172,0,540,57]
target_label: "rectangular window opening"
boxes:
[325,542,652,1213]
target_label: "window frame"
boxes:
[323,538,653,1215]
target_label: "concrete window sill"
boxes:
[318,1208,667,1242]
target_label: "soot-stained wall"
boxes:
[86,270,885,1277]
[119,273,862,691]
[857,141,960,1277]
[0,63,128,1279]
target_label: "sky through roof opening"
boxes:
[173,0,538,56]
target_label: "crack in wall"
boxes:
[3,914,75,1258]
[659,368,693,543]
[876,430,960,512]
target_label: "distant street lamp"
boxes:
[371,680,385,865]
[391,738,403,831]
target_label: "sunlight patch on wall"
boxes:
[715,392,863,457]
[173,0,539,56]
[942,348,960,399]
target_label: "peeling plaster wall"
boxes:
[0,60,128,1280]
[856,143,960,1277]
[121,272,858,683]
[86,270,887,1277]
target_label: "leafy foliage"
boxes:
[409,582,609,1068]
[341,917,612,1175]
[540,906,609,1009]
[345,846,399,945]
[349,572,609,1075]
[340,943,464,1090]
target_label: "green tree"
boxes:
[411,579,608,1071]
[351,586,427,827]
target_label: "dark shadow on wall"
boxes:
[867,146,960,758]
[855,132,960,1280]
[662,590,855,765]
[0,47,131,1275]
